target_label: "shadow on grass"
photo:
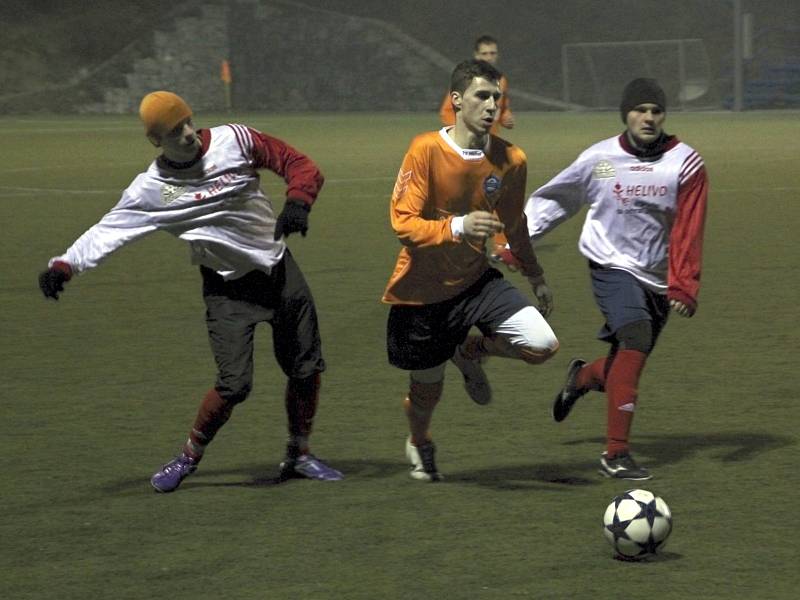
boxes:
[102,457,401,494]
[612,550,684,564]
[445,430,794,492]
[446,461,598,491]
[562,430,795,468]
[101,431,793,495]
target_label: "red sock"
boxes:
[285,373,321,454]
[605,349,647,457]
[184,388,234,459]
[576,356,610,392]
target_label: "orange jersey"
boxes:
[439,75,512,135]
[382,128,543,305]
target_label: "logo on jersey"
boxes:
[483,174,502,204]
[613,181,669,213]
[612,182,631,206]
[192,172,239,202]
[160,184,187,204]
[392,168,413,202]
[592,160,616,179]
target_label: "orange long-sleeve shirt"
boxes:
[439,75,512,136]
[382,128,542,305]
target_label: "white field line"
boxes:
[2,184,798,200]
[0,188,119,197]
[2,154,798,177]
[1,124,140,134]
[0,161,147,174]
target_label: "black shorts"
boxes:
[202,250,324,399]
[386,268,531,371]
[589,262,669,345]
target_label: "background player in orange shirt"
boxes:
[439,35,514,134]
[383,59,558,482]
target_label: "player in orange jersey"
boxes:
[383,59,558,482]
[439,35,514,135]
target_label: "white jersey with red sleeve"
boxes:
[49,124,323,280]
[524,133,707,308]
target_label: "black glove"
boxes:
[274,199,310,240]
[39,267,71,300]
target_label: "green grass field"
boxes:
[2,110,797,599]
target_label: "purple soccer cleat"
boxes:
[151,453,198,493]
[279,454,344,481]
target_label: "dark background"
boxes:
[1,0,798,111]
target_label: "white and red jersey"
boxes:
[525,133,707,309]
[49,124,323,280]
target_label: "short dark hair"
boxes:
[474,35,498,51]
[450,59,502,94]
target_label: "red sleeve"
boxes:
[247,127,324,206]
[668,164,708,311]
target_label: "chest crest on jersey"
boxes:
[161,184,188,204]
[483,174,502,206]
[592,160,616,179]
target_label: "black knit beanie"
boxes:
[620,78,666,123]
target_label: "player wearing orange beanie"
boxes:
[138,90,193,139]
[39,90,343,492]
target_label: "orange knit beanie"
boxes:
[139,91,192,136]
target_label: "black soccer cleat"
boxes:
[552,358,588,422]
[599,451,652,481]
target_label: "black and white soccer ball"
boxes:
[603,489,672,560]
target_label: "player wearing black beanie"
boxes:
[496,76,709,482]
[620,78,667,123]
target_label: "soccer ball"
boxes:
[603,489,672,560]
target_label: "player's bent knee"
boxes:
[519,339,560,364]
[216,381,252,405]
[494,305,559,364]
[488,332,559,364]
